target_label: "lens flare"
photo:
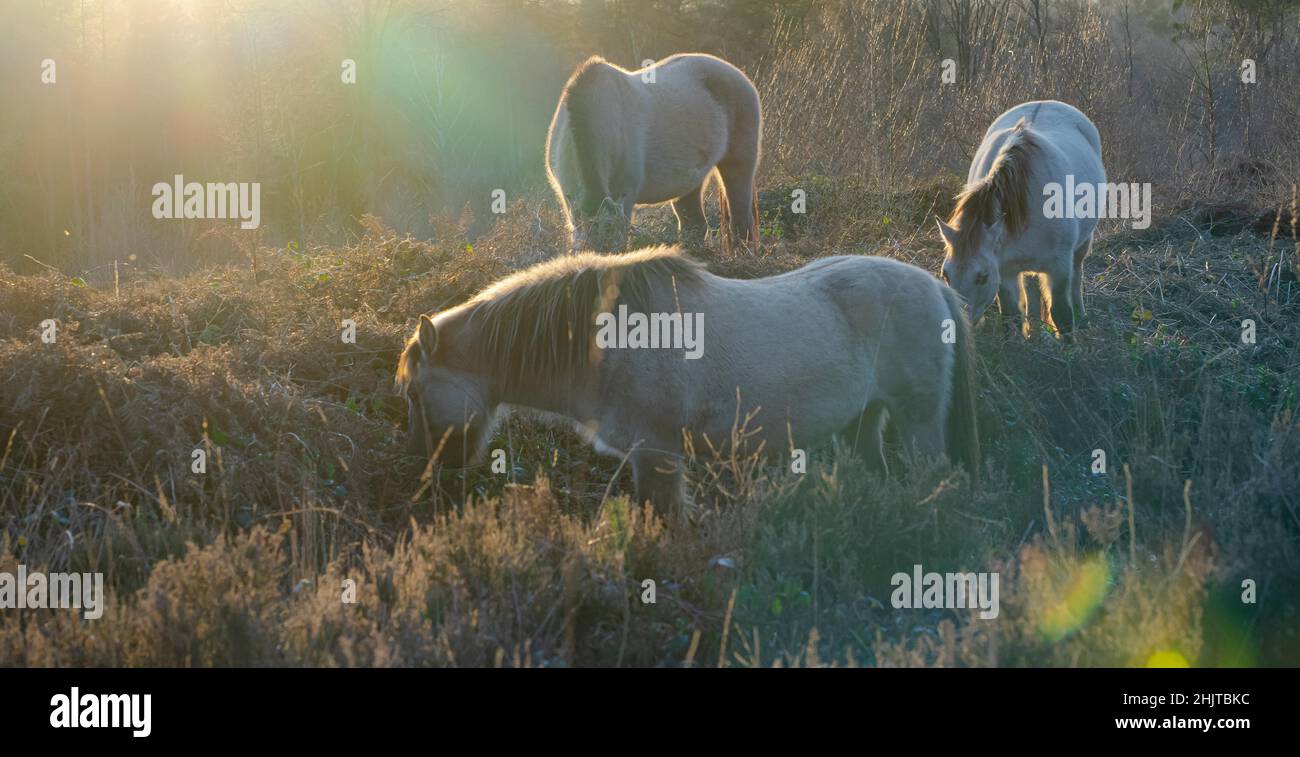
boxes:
[1030,552,1112,642]
[1145,650,1190,667]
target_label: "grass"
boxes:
[1,182,1297,667]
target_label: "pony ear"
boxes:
[417,314,438,357]
[935,218,958,247]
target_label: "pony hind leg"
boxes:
[609,195,636,252]
[717,159,758,254]
[582,195,633,253]
[671,181,709,248]
[843,401,889,479]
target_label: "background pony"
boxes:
[396,246,978,513]
[937,100,1105,337]
[546,54,762,255]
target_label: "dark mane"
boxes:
[397,247,705,395]
[947,119,1041,255]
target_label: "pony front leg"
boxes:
[997,276,1026,336]
[1046,272,1077,339]
[629,450,686,515]
[1071,237,1091,320]
[891,412,946,470]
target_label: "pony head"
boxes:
[395,314,494,467]
[938,120,1038,324]
[938,214,1004,324]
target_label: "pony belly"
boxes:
[786,399,875,449]
[705,377,872,458]
[638,125,727,203]
[637,165,715,205]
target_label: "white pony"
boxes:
[545,54,762,254]
[396,246,979,513]
[938,100,1105,337]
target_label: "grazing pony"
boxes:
[545,54,762,255]
[937,100,1105,337]
[396,246,979,513]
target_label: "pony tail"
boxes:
[564,58,618,208]
[942,285,981,485]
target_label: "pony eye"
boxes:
[975,272,988,286]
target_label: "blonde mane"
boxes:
[947,118,1041,254]
[397,246,705,394]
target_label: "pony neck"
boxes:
[450,305,596,423]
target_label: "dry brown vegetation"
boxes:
[2,183,1297,666]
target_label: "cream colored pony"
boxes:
[546,54,762,254]
[938,100,1105,337]
[396,246,979,513]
